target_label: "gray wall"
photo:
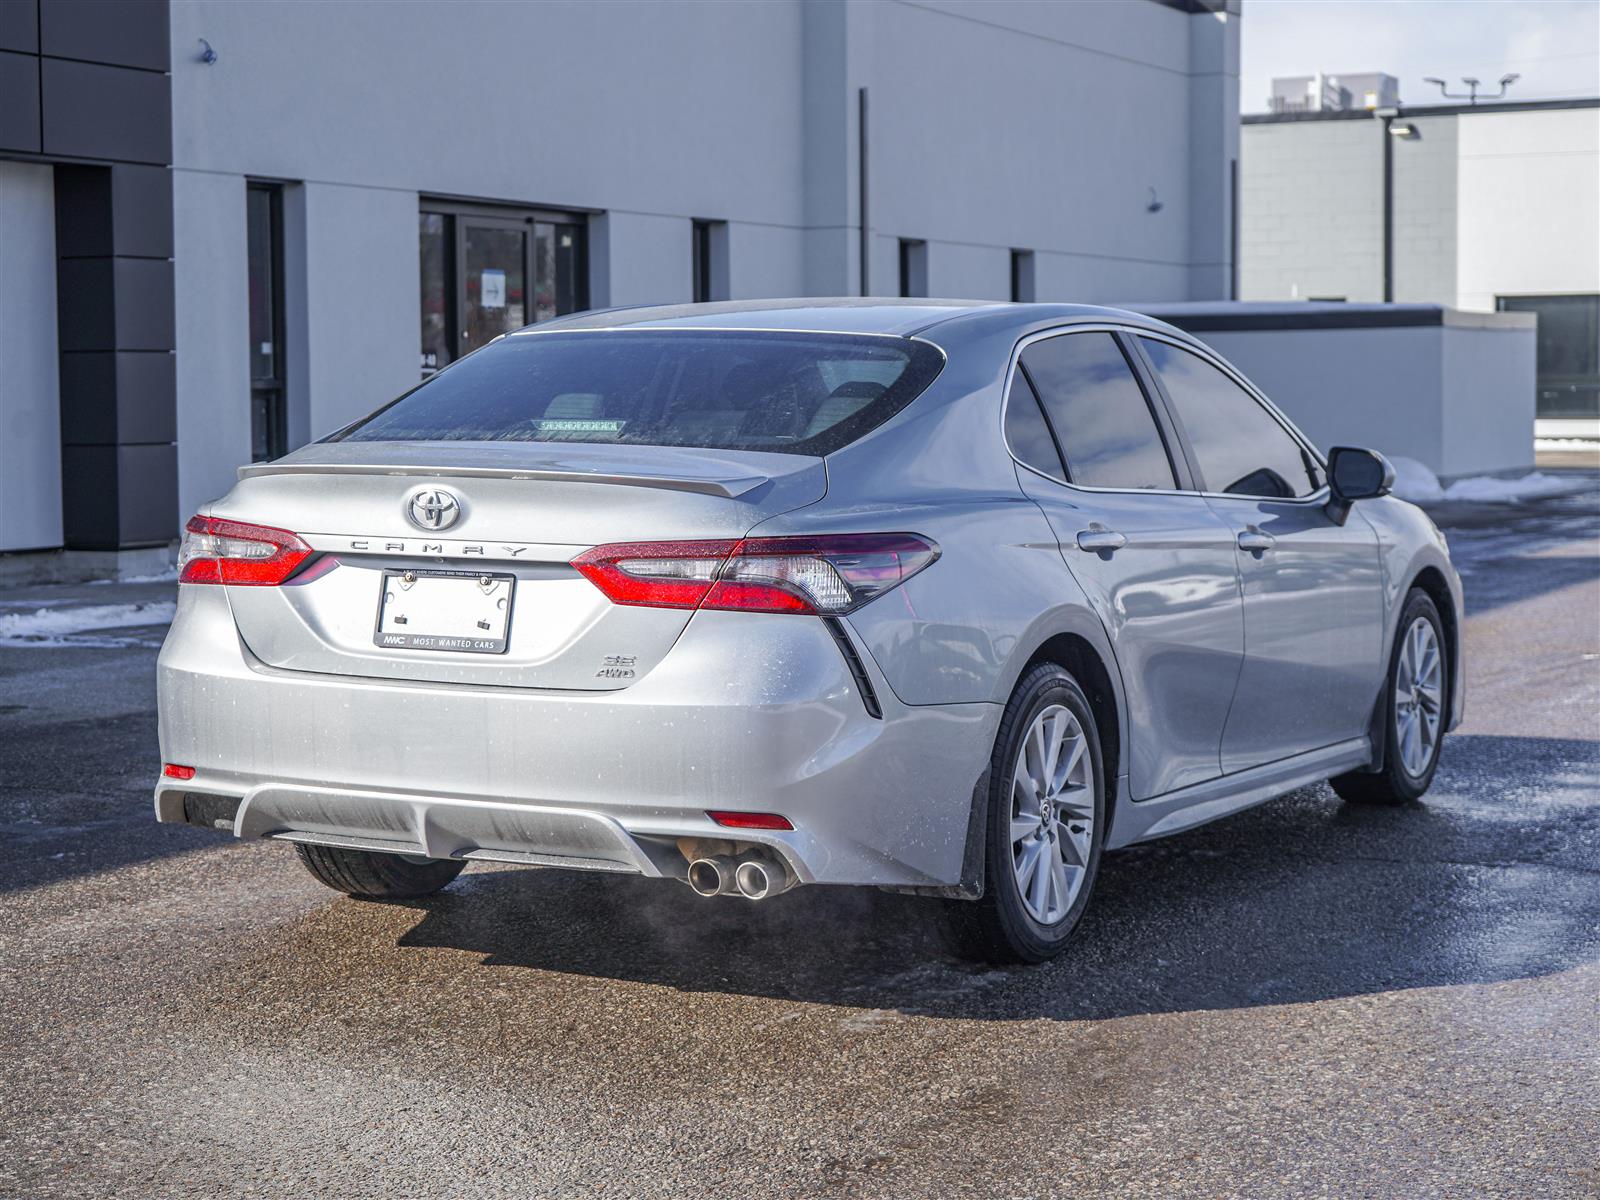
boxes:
[1391,115,1457,304]
[168,0,1241,522]
[1238,118,1382,302]
[1142,308,1538,480]
[0,162,62,552]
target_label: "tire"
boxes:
[1331,587,1448,806]
[945,662,1106,964]
[294,843,466,899]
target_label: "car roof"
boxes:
[525,297,1191,342]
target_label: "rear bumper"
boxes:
[155,587,998,887]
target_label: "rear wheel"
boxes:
[1331,588,1447,805]
[294,844,465,898]
[945,663,1105,964]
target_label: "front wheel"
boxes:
[945,662,1106,964]
[295,843,466,898]
[1331,587,1448,805]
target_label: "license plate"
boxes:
[374,570,515,654]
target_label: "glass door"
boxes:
[419,202,588,378]
[462,219,528,354]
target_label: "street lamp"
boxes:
[1422,74,1520,104]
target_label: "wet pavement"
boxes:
[2,478,1596,1198]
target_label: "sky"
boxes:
[1240,0,1600,112]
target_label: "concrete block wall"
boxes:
[1239,119,1383,302]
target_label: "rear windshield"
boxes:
[329,329,945,456]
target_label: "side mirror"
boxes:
[1325,446,1394,525]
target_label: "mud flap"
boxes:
[878,767,989,900]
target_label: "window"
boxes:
[335,330,945,456]
[246,183,286,462]
[1010,250,1035,303]
[898,239,927,298]
[419,201,587,378]
[1140,338,1323,498]
[691,219,728,303]
[1019,332,1176,490]
[1004,371,1064,481]
[1496,294,1600,419]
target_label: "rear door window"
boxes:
[1020,332,1177,490]
[1004,371,1066,482]
[1139,338,1323,498]
[331,330,944,456]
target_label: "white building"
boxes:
[1238,97,1600,431]
[0,0,1242,569]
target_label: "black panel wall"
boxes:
[2,0,176,550]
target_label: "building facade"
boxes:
[0,0,1241,562]
[1239,98,1600,426]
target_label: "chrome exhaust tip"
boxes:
[686,855,737,897]
[734,853,791,901]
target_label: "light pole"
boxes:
[1422,74,1520,105]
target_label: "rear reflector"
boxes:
[163,763,197,780]
[707,810,794,831]
[178,515,313,586]
[573,533,938,615]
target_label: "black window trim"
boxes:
[1130,329,1331,505]
[999,324,1195,495]
[246,180,288,462]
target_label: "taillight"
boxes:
[572,533,938,615]
[177,515,313,586]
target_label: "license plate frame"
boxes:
[373,568,516,655]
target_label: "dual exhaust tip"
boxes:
[686,852,791,901]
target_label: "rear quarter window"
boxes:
[330,330,945,456]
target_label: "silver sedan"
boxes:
[155,300,1464,962]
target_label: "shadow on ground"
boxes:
[373,732,1600,1022]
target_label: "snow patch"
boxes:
[1535,437,1599,452]
[0,601,176,646]
[1389,457,1587,505]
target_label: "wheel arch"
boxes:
[1408,565,1459,711]
[1021,632,1124,845]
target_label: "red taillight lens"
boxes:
[177,515,313,586]
[572,533,938,615]
[707,810,794,831]
[162,763,196,780]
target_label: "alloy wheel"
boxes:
[1394,616,1443,777]
[1010,704,1095,925]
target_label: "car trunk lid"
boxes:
[213,440,826,690]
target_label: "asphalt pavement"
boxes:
[1,478,1596,1199]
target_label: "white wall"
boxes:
[1456,107,1600,312]
[299,183,420,438]
[173,168,252,521]
[0,162,63,552]
[1183,317,1536,480]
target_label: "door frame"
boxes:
[419,197,591,370]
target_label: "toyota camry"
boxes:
[155,300,1463,962]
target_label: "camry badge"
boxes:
[404,487,463,531]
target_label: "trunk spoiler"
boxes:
[236,459,770,499]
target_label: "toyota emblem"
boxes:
[404,487,463,531]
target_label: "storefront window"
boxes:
[419,202,587,378]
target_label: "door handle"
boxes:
[1076,528,1128,553]
[1237,528,1275,553]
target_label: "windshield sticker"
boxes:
[536,419,626,435]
